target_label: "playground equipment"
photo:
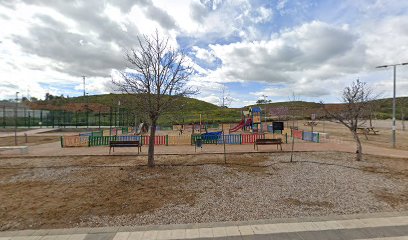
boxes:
[268,121,285,133]
[249,106,262,133]
[229,106,263,133]
[229,118,252,133]
[135,122,148,134]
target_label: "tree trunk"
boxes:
[147,121,156,167]
[351,130,362,161]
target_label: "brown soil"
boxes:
[373,189,408,208]
[0,136,60,146]
[1,153,407,231]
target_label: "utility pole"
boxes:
[86,93,89,130]
[15,92,19,146]
[376,62,408,148]
[82,76,86,97]
[262,94,268,125]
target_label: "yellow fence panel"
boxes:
[167,135,191,145]
[63,136,88,147]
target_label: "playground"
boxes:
[1,106,408,231]
[1,151,407,231]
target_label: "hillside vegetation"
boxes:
[22,94,408,125]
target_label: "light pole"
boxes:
[82,76,86,97]
[376,62,408,148]
[86,92,89,130]
[262,95,268,132]
[15,92,19,146]
[117,100,121,128]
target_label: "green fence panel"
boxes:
[89,136,119,146]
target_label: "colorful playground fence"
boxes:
[241,133,265,144]
[291,129,319,143]
[302,132,320,142]
[292,129,303,139]
[61,133,291,147]
[61,135,89,147]
[217,134,241,144]
[167,135,191,145]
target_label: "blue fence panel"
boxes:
[217,134,241,144]
[302,132,319,143]
[201,131,222,144]
[303,132,312,141]
[117,135,140,141]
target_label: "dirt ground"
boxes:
[1,152,407,231]
[0,136,60,147]
[299,120,408,150]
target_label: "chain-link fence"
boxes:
[0,106,136,128]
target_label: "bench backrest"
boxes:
[256,138,282,143]
[110,140,140,145]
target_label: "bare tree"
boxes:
[399,97,408,131]
[113,30,196,167]
[219,84,233,108]
[288,93,302,162]
[323,79,375,161]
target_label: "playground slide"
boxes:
[136,122,144,134]
[245,118,252,127]
[229,119,245,133]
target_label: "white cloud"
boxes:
[192,46,216,63]
[1,0,408,106]
[276,0,288,11]
[252,6,273,24]
[206,21,360,85]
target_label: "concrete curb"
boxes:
[1,211,407,237]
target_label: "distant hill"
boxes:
[18,94,408,124]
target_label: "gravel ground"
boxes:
[72,152,408,227]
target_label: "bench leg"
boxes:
[109,146,111,154]
[280,144,282,151]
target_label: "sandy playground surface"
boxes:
[0,120,408,231]
[0,152,407,231]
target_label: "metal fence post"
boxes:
[2,105,5,128]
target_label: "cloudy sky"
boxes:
[1,0,408,107]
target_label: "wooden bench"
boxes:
[109,140,141,154]
[357,127,380,140]
[0,146,28,154]
[357,127,379,135]
[254,138,283,151]
[366,127,379,135]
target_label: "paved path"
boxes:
[2,140,408,160]
[0,128,55,137]
[1,212,407,240]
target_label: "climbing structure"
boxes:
[249,106,262,133]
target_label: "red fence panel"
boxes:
[155,135,166,145]
[241,134,264,144]
[141,135,166,145]
[292,130,303,139]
